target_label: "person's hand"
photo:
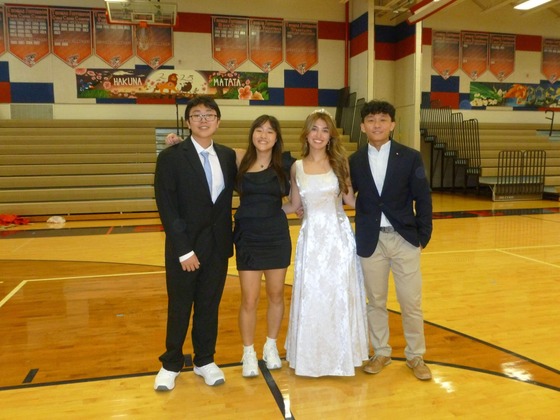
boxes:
[180,254,201,272]
[166,133,183,146]
[296,206,304,219]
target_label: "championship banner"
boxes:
[6,5,50,67]
[135,25,173,69]
[489,34,515,82]
[93,10,133,68]
[50,8,92,68]
[0,7,6,57]
[249,18,283,73]
[461,31,488,80]
[76,68,268,101]
[285,21,318,75]
[542,38,560,84]
[212,16,248,71]
[431,31,460,80]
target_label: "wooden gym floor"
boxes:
[0,192,559,419]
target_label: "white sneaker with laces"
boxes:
[241,350,259,377]
[193,362,225,386]
[263,342,282,370]
[154,367,180,391]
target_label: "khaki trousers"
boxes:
[360,230,426,360]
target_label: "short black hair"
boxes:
[184,95,221,120]
[360,100,396,122]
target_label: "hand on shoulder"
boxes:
[166,133,183,146]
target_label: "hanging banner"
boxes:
[0,7,6,57]
[284,21,318,75]
[249,18,283,73]
[461,31,488,80]
[93,10,133,68]
[470,81,560,109]
[6,5,50,67]
[50,8,92,68]
[431,31,460,80]
[542,38,560,84]
[212,16,248,71]
[489,33,515,82]
[135,25,173,69]
[76,68,268,101]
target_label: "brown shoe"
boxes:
[406,357,432,380]
[363,355,391,374]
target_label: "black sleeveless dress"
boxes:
[233,155,293,270]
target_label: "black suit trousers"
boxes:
[159,246,228,372]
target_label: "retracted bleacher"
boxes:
[480,149,546,201]
[420,104,481,191]
[0,118,357,218]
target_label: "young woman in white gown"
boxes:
[282,110,369,377]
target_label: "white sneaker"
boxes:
[241,350,259,377]
[193,362,225,386]
[263,342,282,370]
[154,367,180,391]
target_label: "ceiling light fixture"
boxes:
[514,0,552,10]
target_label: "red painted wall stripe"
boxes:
[350,31,368,57]
[375,42,395,61]
[284,87,318,106]
[318,21,346,40]
[175,12,212,33]
[395,35,415,60]
[423,27,432,46]
[516,34,542,52]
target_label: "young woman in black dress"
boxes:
[234,115,294,377]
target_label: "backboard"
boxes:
[105,0,177,26]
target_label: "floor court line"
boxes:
[0,270,166,308]
[496,249,560,268]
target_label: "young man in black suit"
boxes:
[349,100,433,381]
[153,95,237,390]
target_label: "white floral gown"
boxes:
[285,160,369,377]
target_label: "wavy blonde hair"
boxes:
[300,110,349,195]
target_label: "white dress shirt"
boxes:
[192,138,225,203]
[368,141,392,228]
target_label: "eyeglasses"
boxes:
[189,114,218,122]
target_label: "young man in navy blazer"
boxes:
[153,95,237,390]
[349,100,433,380]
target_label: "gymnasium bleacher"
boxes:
[420,103,560,201]
[0,118,356,219]
[2,99,559,220]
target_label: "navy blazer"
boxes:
[154,136,237,263]
[349,140,432,258]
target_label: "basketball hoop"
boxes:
[105,0,177,27]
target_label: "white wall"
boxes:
[422,0,560,126]
[0,0,347,121]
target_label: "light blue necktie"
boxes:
[201,150,213,193]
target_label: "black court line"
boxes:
[23,369,39,384]
[259,359,294,419]
[0,363,241,392]
[387,309,560,392]
[3,207,560,239]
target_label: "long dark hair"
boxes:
[236,115,287,195]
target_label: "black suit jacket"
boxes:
[154,136,237,263]
[349,140,432,258]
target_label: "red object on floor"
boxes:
[0,214,30,226]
